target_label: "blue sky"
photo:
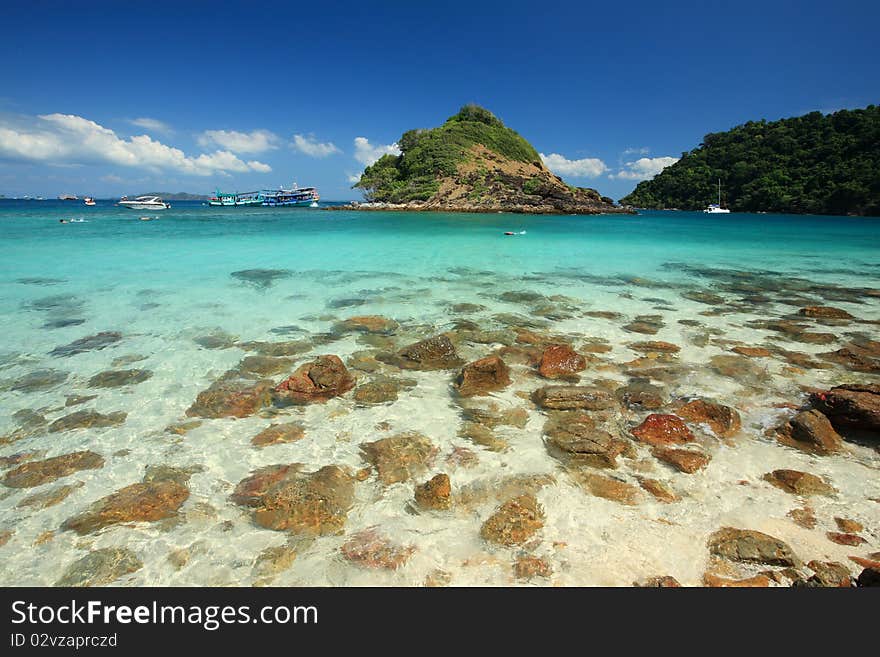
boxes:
[0,0,877,200]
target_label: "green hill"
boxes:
[620,105,880,216]
[352,105,625,214]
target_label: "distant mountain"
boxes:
[352,105,628,214]
[620,105,880,216]
[132,191,211,201]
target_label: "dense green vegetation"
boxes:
[354,105,541,203]
[620,105,880,216]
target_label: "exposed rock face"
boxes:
[273,355,355,404]
[675,399,741,438]
[708,528,802,567]
[538,345,587,379]
[414,474,452,510]
[533,386,616,410]
[48,410,127,433]
[187,373,273,418]
[335,315,399,335]
[543,412,627,468]
[361,432,438,484]
[631,414,695,447]
[341,528,414,570]
[381,335,464,370]
[2,451,104,488]
[232,464,355,535]
[55,548,143,586]
[810,384,880,433]
[454,356,512,396]
[251,422,306,447]
[764,469,836,496]
[480,494,545,546]
[652,447,710,474]
[798,306,854,319]
[775,409,844,455]
[62,481,189,534]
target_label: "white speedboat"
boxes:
[118,195,170,210]
[703,179,730,214]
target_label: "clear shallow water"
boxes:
[1,200,878,586]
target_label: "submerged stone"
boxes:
[87,369,152,388]
[775,409,844,455]
[49,331,122,357]
[361,432,438,484]
[532,386,616,410]
[55,547,143,587]
[17,481,84,509]
[187,373,273,418]
[251,422,306,447]
[238,355,295,377]
[353,377,402,405]
[1,451,104,488]
[708,527,802,568]
[454,356,512,396]
[61,480,190,534]
[798,306,854,320]
[334,315,399,335]
[341,527,415,570]
[631,414,694,447]
[7,369,68,392]
[480,494,545,546]
[543,412,628,468]
[674,399,741,439]
[571,471,641,505]
[193,330,239,350]
[764,469,836,496]
[230,268,292,289]
[380,335,464,371]
[48,409,127,433]
[652,447,710,474]
[414,473,452,510]
[273,355,355,404]
[616,378,667,410]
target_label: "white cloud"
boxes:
[291,134,340,158]
[0,113,271,176]
[247,160,272,173]
[127,117,172,134]
[197,129,279,154]
[611,156,679,181]
[346,172,361,184]
[622,146,650,157]
[540,152,608,178]
[353,136,400,166]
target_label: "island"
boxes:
[336,105,631,215]
[620,105,880,216]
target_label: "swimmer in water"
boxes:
[59,219,67,224]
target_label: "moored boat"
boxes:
[58,194,78,201]
[84,197,96,206]
[118,195,170,210]
[208,183,320,207]
[703,179,730,214]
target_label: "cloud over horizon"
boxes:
[197,129,279,154]
[0,113,271,176]
[127,117,173,135]
[540,152,608,178]
[292,134,341,157]
[353,137,400,166]
[611,156,679,180]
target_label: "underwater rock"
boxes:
[454,356,512,396]
[65,394,98,407]
[622,315,664,335]
[709,354,768,381]
[238,356,295,377]
[731,346,773,358]
[0,449,46,469]
[459,422,507,451]
[164,420,202,436]
[251,422,306,447]
[49,331,122,357]
[1,451,104,488]
[233,464,355,535]
[788,506,817,529]
[253,545,297,580]
[380,335,464,371]
[17,481,84,509]
[193,331,238,350]
[543,412,627,468]
[62,480,190,534]
[480,494,545,546]
[87,369,152,388]
[537,345,586,379]
[273,355,355,404]
[810,384,880,433]
[7,369,68,392]
[616,378,667,410]
[571,471,641,505]
[703,573,771,588]
[764,469,835,496]
[48,409,127,432]
[532,386,616,411]
[636,575,681,587]
[652,447,709,474]
[674,399,741,439]
[187,373,274,418]
[631,414,695,447]
[361,432,438,484]
[335,315,399,335]
[826,532,866,546]
[627,341,680,354]
[143,464,202,487]
[55,547,142,587]
[353,377,402,405]
[414,473,452,510]
[708,527,802,568]
[797,561,854,588]
[341,528,415,570]
[682,290,724,305]
[775,409,844,455]
[230,268,292,289]
[239,340,312,357]
[514,556,552,579]
[834,517,864,533]
[798,306,854,320]
[819,346,880,373]
[637,477,679,503]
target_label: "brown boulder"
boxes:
[414,473,452,510]
[708,527,802,567]
[675,399,741,438]
[2,451,104,488]
[532,386,616,410]
[799,561,854,587]
[480,494,545,546]
[775,409,844,455]
[55,547,143,587]
[62,481,189,534]
[731,346,773,358]
[627,341,681,354]
[798,306,854,320]
[187,373,273,418]
[826,532,866,546]
[631,414,695,446]
[637,477,679,503]
[834,517,864,533]
[381,335,464,370]
[636,575,681,587]
[809,384,880,433]
[233,465,355,535]
[652,447,710,474]
[273,355,355,404]
[703,573,771,587]
[361,432,438,484]
[48,410,127,433]
[543,412,628,468]
[571,471,641,505]
[341,527,414,569]
[764,469,836,496]
[538,345,587,379]
[335,315,399,335]
[616,379,667,410]
[454,356,512,396]
[251,422,306,447]
[514,556,552,579]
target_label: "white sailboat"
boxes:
[703,179,730,214]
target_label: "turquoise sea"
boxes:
[1,200,878,586]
